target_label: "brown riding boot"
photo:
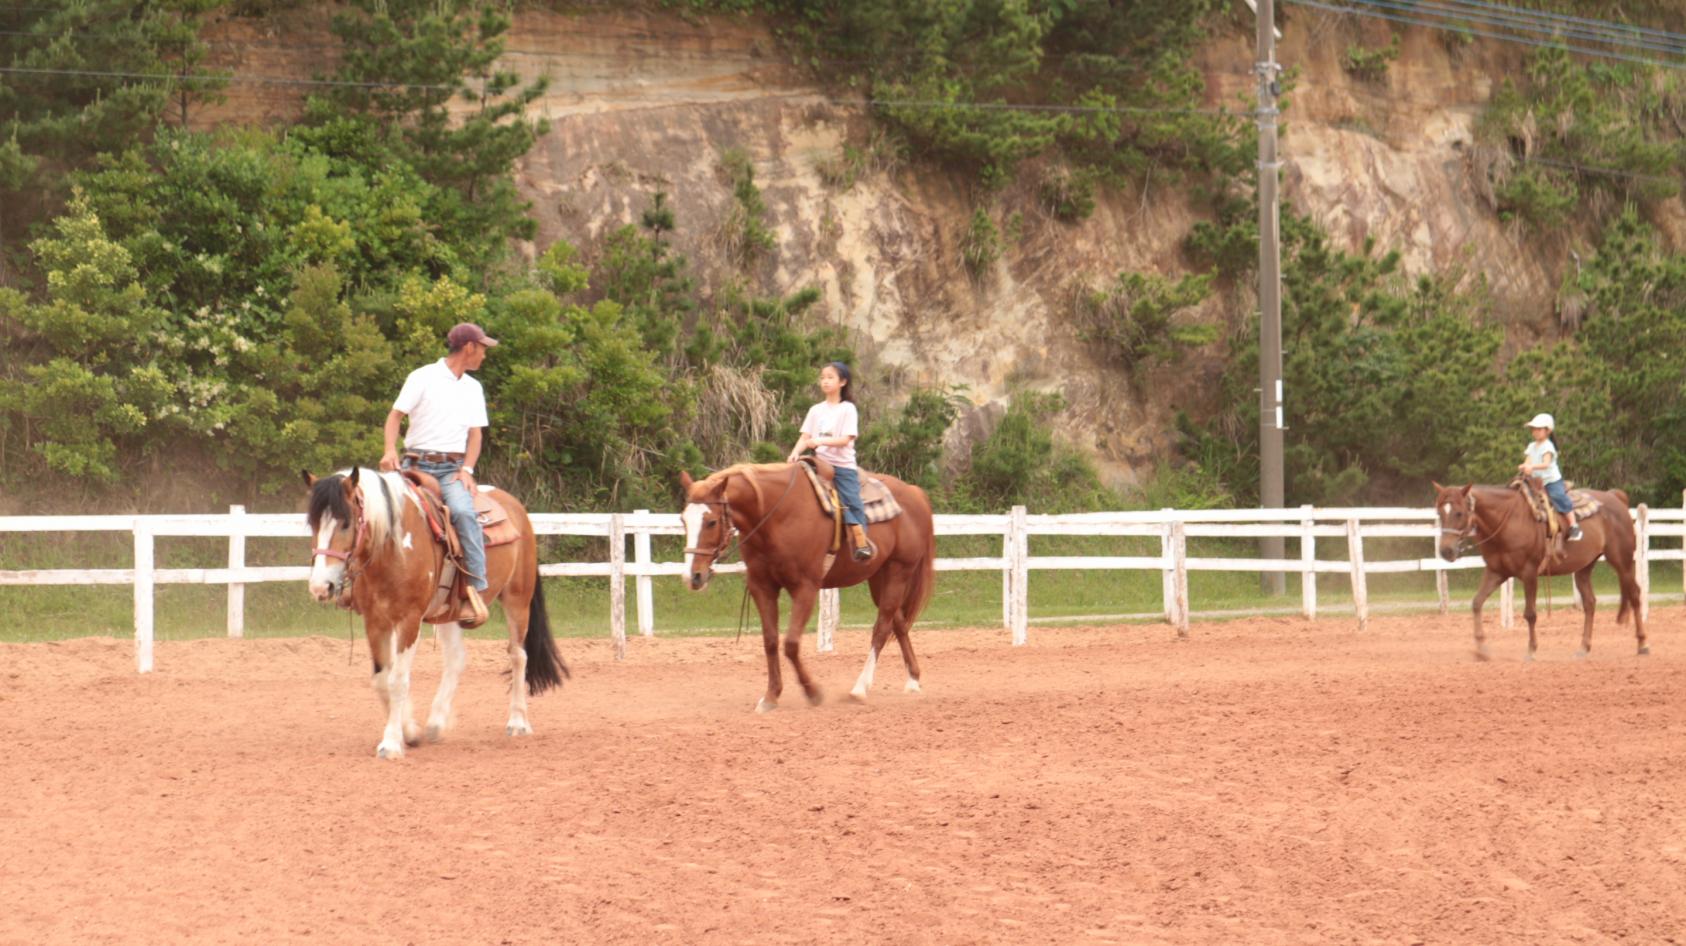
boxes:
[456,585,490,629]
[849,524,875,562]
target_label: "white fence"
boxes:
[3,500,1682,673]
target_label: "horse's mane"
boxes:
[306,468,407,552]
[696,462,790,491]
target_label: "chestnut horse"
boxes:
[1433,481,1647,661]
[679,462,937,712]
[305,468,568,758]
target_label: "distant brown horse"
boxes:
[304,467,568,757]
[1433,481,1647,661]
[679,462,937,712]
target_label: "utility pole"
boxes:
[1256,0,1286,595]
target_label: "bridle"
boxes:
[1438,489,1520,553]
[312,486,370,602]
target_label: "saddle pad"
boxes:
[475,490,521,548]
[1510,478,1602,521]
[798,462,903,524]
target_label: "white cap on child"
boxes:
[1524,413,1555,429]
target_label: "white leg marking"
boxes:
[376,631,407,759]
[506,639,532,736]
[427,622,467,742]
[850,647,879,699]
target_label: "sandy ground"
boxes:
[2,610,1683,946]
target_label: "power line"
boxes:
[1284,0,1686,70]
[1331,0,1686,57]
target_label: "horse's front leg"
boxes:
[750,582,784,713]
[426,621,468,742]
[1520,569,1540,661]
[369,623,414,759]
[1470,569,1506,662]
[1573,566,1598,658]
[782,583,823,707]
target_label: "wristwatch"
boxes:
[461,465,475,475]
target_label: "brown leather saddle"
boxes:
[796,457,901,572]
[400,469,520,625]
[1511,476,1600,557]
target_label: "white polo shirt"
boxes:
[392,359,488,453]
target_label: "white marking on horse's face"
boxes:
[403,531,413,550]
[308,515,344,601]
[681,502,708,587]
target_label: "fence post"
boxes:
[1171,519,1189,639]
[226,504,246,639]
[608,513,627,660]
[1345,518,1368,632]
[1299,505,1316,620]
[1161,509,1176,624]
[1011,505,1029,645]
[134,523,155,674]
[633,510,654,637]
[1637,503,1651,625]
[818,588,839,653]
[1002,520,1013,632]
[1501,577,1514,630]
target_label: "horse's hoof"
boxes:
[1638,646,1651,656]
[425,724,444,744]
[1524,651,1535,663]
[1473,649,1490,663]
[376,743,404,760]
[1574,649,1590,660]
[754,698,777,714]
[847,687,867,702]
[904,678,923,694]
[506,722,533,737]
[805,689,823,707]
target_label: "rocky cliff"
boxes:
[199,4,1643,487]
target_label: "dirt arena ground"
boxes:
[3,610,1684,946]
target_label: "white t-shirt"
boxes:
[801,400,859,469]
[392,359,489,453]
[1524,438,1562,484]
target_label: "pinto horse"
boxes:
[304,467,568,758]
[679,462,937,712]
[1433,481,1647,661]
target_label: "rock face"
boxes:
[199,6,1617,487]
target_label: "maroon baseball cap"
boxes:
[447,322,499,350]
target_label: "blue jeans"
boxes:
[1544,479,1573,515]
[405,458,487,590]
[832,466,867,527]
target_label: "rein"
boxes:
[1440,489,1522,552]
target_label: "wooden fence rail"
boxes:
[3,496,1682,673]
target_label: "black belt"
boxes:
[404,451,464,463]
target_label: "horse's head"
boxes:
[679,470,739,591]
[1432,480,1477,563]
[303,468,366,605]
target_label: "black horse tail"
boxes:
[523,570,570,695]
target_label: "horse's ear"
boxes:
[302,470,317,488]
[679,470,694,493]
[1460,483,1473,496]
[347,466,360,488]
[1431,479,1444,493]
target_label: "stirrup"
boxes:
[456,585,489,628]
